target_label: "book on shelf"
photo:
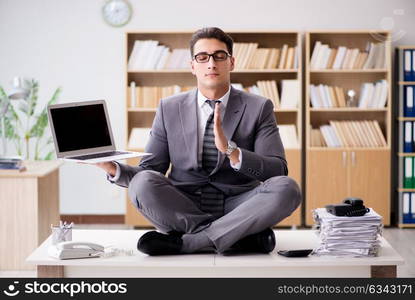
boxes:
[311,128,327,147]
[128,128,151,150]
[311,120,387,148]
[310,41,385,70]
[278,125,299,149]
[280,80,299,109]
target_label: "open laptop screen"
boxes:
[50,103,112,152]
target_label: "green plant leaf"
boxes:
[43,150,54,160]
[0,86,7,98]
[27,79,39,116]
[29,87,61,138]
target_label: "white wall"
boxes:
[0,0,414,214]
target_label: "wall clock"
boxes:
[102,0,132,27]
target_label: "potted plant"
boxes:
[0,79,61,160]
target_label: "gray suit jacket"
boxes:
[113,87,287,196]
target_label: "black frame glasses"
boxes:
[193,50,231,63]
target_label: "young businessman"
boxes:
[97,27,301,255]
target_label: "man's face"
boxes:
[191,38,235,89]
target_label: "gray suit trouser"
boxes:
[128,170,301,253]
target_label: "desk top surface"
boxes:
[26,229,404,267]
[0,160,62,178]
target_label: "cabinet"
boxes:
[0,161,61,270]
[124,30,303,227]
[306,149,390,224]
[305,31,392,225]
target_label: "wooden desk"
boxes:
[0,160,62,270]
[27,229,404,278]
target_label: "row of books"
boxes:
[403,85,415,117]
[403,121,415,153]
[128,80,300,109]
[402,193,415,224]
[402,49,415,81]
[128,85,195,108]
[358,80,388,108]
[404,157,415,189]
[128,40,190,70]
[311,120,387,148]
[310,41,385,70]
[127,40,301,70]
[310,84,347,108]
[310,80,388,108]
[127,125,299,150]
[233,43,298,69]
[233,79,299,109]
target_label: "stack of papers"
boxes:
[312,208,383,257]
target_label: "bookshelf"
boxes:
[305,31,392,226]
[124,30,302,227]
[396,46,415,228]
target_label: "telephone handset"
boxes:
[48,241,105,260]
[325,197,370,217]
[58,241,105,251]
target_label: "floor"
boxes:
[1,225,414,278]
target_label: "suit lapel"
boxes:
[179,89,199,169]
[212,87,246,174]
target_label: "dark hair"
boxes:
[189,27,233,58]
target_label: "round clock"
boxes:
[102,0,132,27]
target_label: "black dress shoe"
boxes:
[137,231,183,256]
[229,228,276,254]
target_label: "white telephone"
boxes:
[48,241,105,260]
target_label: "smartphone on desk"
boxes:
[277,249,313,257]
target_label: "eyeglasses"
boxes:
[193,50,231,63]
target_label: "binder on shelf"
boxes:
[413,50,415,81]
[404,157,413,188]
[404,121,413,152]
[403,193,411,223]
[404,86,415,117]
[404,49,412,81]
[413,121,415,153]
[411,193,415,222]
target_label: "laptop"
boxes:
[47,100,151,163]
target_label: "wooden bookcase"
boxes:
[396,46,415,228]
[305,31,392,225]
[124,30,302,227]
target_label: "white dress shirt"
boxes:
[109,87,242,181]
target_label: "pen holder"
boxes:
[51,226,72,245]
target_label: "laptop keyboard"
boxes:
[68,151,130,160]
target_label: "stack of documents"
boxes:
[313,208,383,257]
